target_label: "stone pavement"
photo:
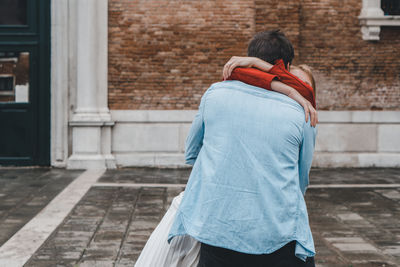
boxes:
[0,168,399,266]
[0,168,82,247]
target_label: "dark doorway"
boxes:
[0,0,50,166]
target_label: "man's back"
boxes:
[204,80,304,192]
[169,80,317,261]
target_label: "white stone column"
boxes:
[359,0,384,40]
[360,0,384,17]
[67,0,116,169]
[51,0,69,167]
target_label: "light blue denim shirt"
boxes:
[168,80,317,261]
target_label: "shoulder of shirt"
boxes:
[207,80,305,112]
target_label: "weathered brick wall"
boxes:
[108,0,255,109]
[297,0,400,110]
[108,0,400,110]
[254,0,301,59]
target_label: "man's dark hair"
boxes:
[247,30,294,68]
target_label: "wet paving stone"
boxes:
[98,168,191,184]
[26,186,184,267]
[0,168,82,247]
[310,168,400,185]
[14,168,400,266]
[99,167,400,185]
[307,187,400,266]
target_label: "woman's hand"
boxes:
[223,56,259,80]
[271,81,318,127]
[287,90,318,127]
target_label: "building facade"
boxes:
[0,0,399,169]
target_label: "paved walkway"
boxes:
[0,168,82,247]
[0,168,399,266]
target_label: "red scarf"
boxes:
[227,59,316,108]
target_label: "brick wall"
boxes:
[108,0,255,109]
[108,0,400,110]
[297,0,400,110]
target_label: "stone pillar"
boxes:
[360,0,384,17]
[67,0,116,169]
[359,0,384,40]
[51,0,69,167]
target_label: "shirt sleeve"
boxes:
[269,61,316,108]
[229,62,316,108]
[298,122,317,195]
[228,67,277,90]
[185,91,207,165]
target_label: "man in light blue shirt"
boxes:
[168,30,317,267]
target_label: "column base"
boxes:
[67,154,116,169]
[68,111,116,170]
[104,154,117,169]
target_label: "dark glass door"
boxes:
[0,0,50,166]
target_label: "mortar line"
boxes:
[94,182,187,188]
[93,182,400,189]
[77,187,122,264]
[114,187,142,266]
[308,184,400,188]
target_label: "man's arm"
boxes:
[185,92,206,165]
[298,121,317,195]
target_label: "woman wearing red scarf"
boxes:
[224,56,318,127]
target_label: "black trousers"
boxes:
[197,241,315,267]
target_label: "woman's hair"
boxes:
[293,64,316,95]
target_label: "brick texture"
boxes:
[297,0,400,110]
[108,0,255,110]
[108,0,400,110]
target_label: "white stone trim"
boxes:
[359,0,400,40]
[51,0,115,169]
[50,0,70,167]
[67,0,116,169]
[92,182,400,189]
[111,110,400,168]
[314,152,400,168]
[111,110,198,123]
[111,110,400,124]
[114,152,187,168]
[112,152,400,168]
[318,111,400,123]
